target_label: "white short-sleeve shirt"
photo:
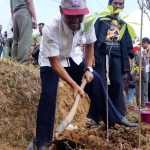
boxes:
[39,13,96,67]
[7,17,13,39]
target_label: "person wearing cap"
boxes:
[86,0,134,125]
[26,0,138,149]
[141,37,150,101]
[133,45,148,106]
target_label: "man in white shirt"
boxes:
[27,0,138,150]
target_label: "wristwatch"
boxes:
[84,67,93,73]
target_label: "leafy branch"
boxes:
[132,63,139,73]
[84,5,137,40]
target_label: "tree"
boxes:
[137,0,150,21]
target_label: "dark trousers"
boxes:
[0,46,3,57]
[136,81,147,106]
[7,38,13,57]
[87,54,124,121]
[36,58,122,146]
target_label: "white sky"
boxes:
[0,0,150,38]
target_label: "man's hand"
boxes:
[28,53,33,62]
[82,71,94,83]
[71,83,85,99]
[32,20,37,29]
[142,66,146,72]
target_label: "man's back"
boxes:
[10,0,28,13]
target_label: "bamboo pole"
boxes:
[138,0,145,147]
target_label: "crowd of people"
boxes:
[0,0,44,66]
[0,0,149,150]
[122,40,150,113]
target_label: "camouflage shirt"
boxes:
[31,34,42,48]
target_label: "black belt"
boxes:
[100,42,121,56]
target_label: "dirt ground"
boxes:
[0,59,150,150]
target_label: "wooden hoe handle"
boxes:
[54,79,87,139]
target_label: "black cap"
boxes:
[142,37,150,44]
[138,37,150,45]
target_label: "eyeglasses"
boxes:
[113,2,124,6]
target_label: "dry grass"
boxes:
[0,59,90,149]
[0,59,40,146]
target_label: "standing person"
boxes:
[29,23,45,65]
[133,45,148,107]
[0,25,3,57]
[141,37,150,101]
[123,73,135,105]
[7,17,13,57]
[142,37,150,59]
[26,0,137,150]
[2,31,8,58]
[10,0,37,65]
[86,0,134,125]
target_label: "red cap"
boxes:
[133,46,140,52]
[61,0,89,15]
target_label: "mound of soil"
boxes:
[0,59,150,150]
[0,59,90,149]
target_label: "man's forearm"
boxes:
[27,0,37,21]
[30,46,35,53]
[84,43,94,67]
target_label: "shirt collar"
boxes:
[62,19,72,35]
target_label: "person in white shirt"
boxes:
[27,0,138,150]
[7,17,13,57]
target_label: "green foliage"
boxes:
[20,135,27,147]
[127,24,136,39]
[119,24,126,40]
[100,18,111,21]
[84,15,93,20]
[107,5,114,13]
[99,11,111,16]
[84,17,96,32]
[120,15,129,20]
[84,5,137,40]
[112,20,118,25]
[128,22,141,25]
[132,63,139,73]
[114,9,123,14]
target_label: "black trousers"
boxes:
[36,58,122,146]
[87,54,124,121]
[7,38,13,57]
[0,46,3,57]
